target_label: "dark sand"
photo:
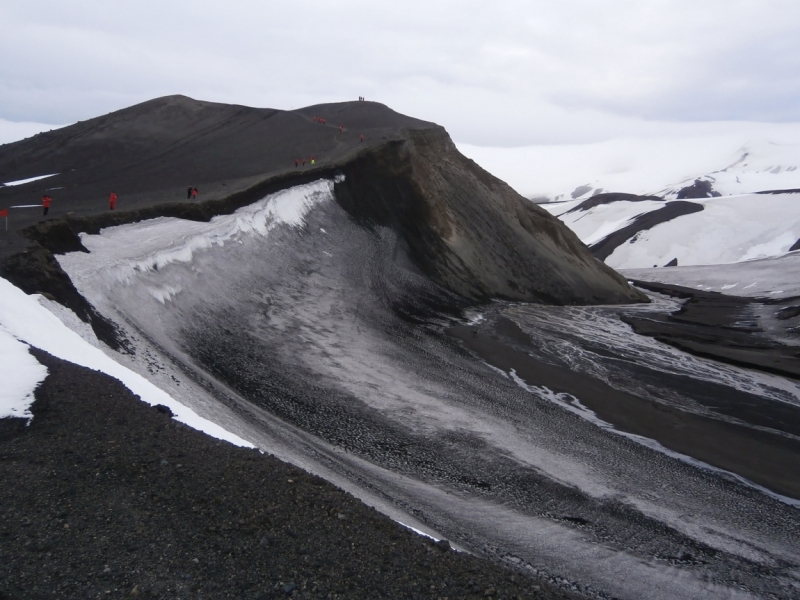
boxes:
[448,317,800,501]
[625,280,800,380]
[0,349,572,600]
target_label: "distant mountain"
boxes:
[542,190,800,269]
[458,132,800,202]
[529,139,800,270]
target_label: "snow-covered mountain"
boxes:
[459,125,800,202]
[654,139,800,199]
[542,191,800,270]
[476,135,800,272]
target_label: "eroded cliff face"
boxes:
[336,127,647,305]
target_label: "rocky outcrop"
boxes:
[336,128,646,305]
[565,192,664,214]
[676,179,721,199]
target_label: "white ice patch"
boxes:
[0,276,253,447]
[0,329,47,421]
[68,178,337,292]
[396,521,441,542]
[1,173,58,186]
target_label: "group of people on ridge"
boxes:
[42,192,118,215]
[40,187,199,217]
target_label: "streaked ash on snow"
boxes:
[2,96,799,600]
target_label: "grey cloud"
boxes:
[2,0,800,145]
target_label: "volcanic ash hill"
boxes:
[0,95,645,309]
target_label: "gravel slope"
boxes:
[0,349,573,600]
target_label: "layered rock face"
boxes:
[336,128,646,304]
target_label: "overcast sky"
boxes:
[2,0,800,146]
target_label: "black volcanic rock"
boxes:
[664,257,678,267]
[0,95,430,257]
[625,280,800,380]
[777,305,800,320]
[565,192,664,214]
[676,179,721,199]
[335,128,646,304]
[0,95,645,306]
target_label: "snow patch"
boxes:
[75,179,336,288]
[0,276,253,447]
[1,173,58,186]
[0,329,47,421]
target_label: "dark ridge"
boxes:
[565,192,664,214]
[0,246,126,351]
[0,348,572,600]
[756,188,800,195]
[22,165,346,254]
[334,128,646,304]
[664,257,678,267]
[676,179,721,199]
[590,201,704,261]
[625,279,800,381]
[777,306,800,320]
[570,184,592,199]
[790,238,800,252]
[0,95,432,260]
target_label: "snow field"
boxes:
[542,193,800,270]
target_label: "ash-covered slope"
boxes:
[4,98,800,599]
[0,95,644,306]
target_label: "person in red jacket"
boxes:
[109,192,117,210]
[42,195,52,216]
[191,187,198,199]
[294,158,299,167]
